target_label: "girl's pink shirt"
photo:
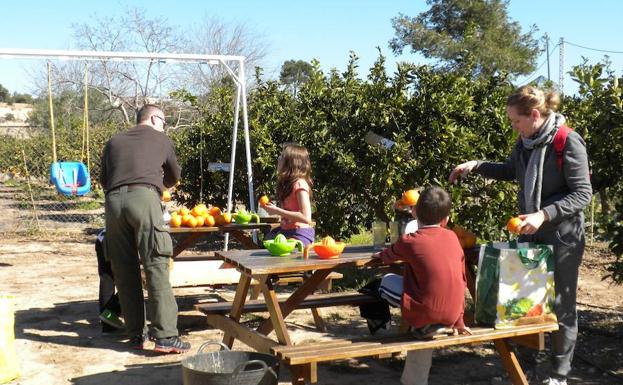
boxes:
[280,179,312,230]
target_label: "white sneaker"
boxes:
[542,377,567,385]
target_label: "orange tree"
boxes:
[563,60,623,283]
[171,52,519,241]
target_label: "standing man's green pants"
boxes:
[104,185,178,339]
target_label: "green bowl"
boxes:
[233,212,259,224]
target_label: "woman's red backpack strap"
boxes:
[554,125,598,192]
[553,125,573,171]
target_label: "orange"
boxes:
[161,190,171,202]
[203,214,215,227]
[186,216,198,228]
[461,231,477,249]
[194,215,205,227]
[179,207,190,216]
[209,206,222,216]
[216,212,232,226]
[259,195,270,206]
[181,214,194,226]
[507,217,522,234]
[401,189,420,206]
[192,204,208,217]
[221,212,232,224]
[169,215,182,228]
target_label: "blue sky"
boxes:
[1,0,621,95]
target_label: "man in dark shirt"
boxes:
[100,104,189,353]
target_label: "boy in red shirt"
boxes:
[374,186,470,385]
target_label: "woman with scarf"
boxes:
[448,86,592,385]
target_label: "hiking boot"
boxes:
[153,336,191,354]
[542,377,567,385]
[99,309,124,330]
[128,332,149,350]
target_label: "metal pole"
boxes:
[0,48,244,63]
[224,83,242,251]
[545,33,550,82]
[239,61,257,244]
[47,62,57,163]
[559,37,565,94]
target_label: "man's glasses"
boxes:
[153,115,167,128]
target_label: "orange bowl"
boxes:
[311,242,345,259]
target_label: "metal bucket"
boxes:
[181,342,279,385]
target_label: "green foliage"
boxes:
[389,0,540,77]
[279,59,314,95]
[172,52,517,241]
[564,59,623,283]
[0,83,33,104]
[0,83,10,102]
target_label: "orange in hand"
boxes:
[401,189,420,206]
[259,195,270,207]
[507,217,523,234]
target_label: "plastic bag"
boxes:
[475,241,557,328]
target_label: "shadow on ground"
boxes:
[70,362,182,385]
[14,294,221,355]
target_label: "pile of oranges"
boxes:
[169,204,232,228]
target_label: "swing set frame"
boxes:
[0,48,256,243]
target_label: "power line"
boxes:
[517,43,560,86]
[565,41,623,55]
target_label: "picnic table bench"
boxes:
[196,292,378,315]
[273,322,558,385]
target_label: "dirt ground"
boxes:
[1,189,623,384]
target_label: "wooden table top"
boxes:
[215,245,379,275]
[169,223,279,233]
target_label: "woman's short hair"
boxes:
[506,85,560,117]
[415,186,451,226]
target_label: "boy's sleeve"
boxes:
[379,237,412,264]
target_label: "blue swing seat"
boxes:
[50,161,91,196]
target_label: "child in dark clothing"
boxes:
[95,230,124,332]
[373,186,470,385]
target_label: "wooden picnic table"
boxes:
[207,245,379,353]
[205,244,555,385]
[169,222,280,257]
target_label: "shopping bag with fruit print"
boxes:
[475,241,557,328]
